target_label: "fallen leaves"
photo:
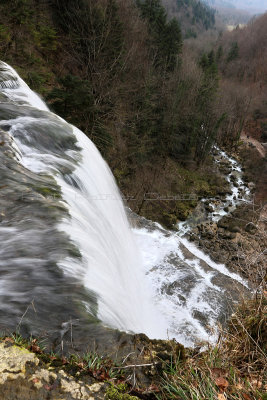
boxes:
[4,337,14,344]
[242,393,252,400]
[211,368,228,379]
[215,376,229,392]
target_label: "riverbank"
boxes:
[186,141,266,286]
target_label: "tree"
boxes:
[227,42,239,62]
[47,75,112,153]
[137,0,182,71]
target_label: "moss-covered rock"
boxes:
[0,341,107,399]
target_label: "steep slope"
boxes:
[0,0,227,228]
[215,13,267,202]
[162,0,216,37]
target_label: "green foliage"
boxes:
[0,24,11,43]
[216,45,223,61]
[227,41,239,62]
[191,0,215,30]
[34,25,58,52]
[26,71,46,91]
[47,75,94,123]
[106,383,139,400]
[137,0,182,71]
[47,75,112,153]
[199,50,218,77]
[185,28,197,39]
[175,0,215,31]
[8,0,33,25]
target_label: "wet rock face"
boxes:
[0,342,106,399]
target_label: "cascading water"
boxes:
[0,62,167,339]
[0,61,249,348]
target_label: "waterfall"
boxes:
[0,62,167,338]
[0,62,249,347]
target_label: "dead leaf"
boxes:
[251,379,262,388]
[236,384,243,390]
[218,393,226,400]
[147,385,160,393]
[61,357,68,365]
[4,337,14,344]
[242,393,252,400]
[30,344,41,354]
[215,377,229,392]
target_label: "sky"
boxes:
[208,0,267,12]
[234,0,267,12]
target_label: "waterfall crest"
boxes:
[0,62,167,338]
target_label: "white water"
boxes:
[0,62,167,338]
[178,146,251,236]
[0,62,249,346]
[133,222,248,346]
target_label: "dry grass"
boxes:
[159,291,267,400]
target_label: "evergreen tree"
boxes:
[137,0,182,71]
[227,42,239,62]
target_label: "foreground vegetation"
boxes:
[2,291,266,399]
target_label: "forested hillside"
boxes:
[162,0,216,37]
[214,13,267,202]
[1,0,265,225]
[0,0,231,227]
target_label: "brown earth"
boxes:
[241,133,266,158]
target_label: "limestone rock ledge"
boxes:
[0,342,106,400]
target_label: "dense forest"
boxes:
[0,0,266,226]
[162,0,216,37]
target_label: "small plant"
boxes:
[10,332,25,346]
[105,383,139,400]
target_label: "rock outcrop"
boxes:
[0,341,106,400]
[0,335,185,400]
[189,204,267,284]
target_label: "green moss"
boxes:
[35,186,61,199]
[105,383,139,400]
[162,212,177,229]
[0,24,11,43]
[175,202,192,221]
